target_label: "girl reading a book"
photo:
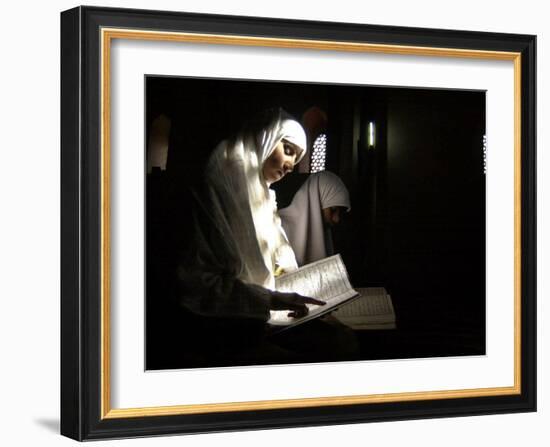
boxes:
[178,108,323,322]
[168,108,358,367]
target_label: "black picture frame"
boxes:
[61,5,536,441]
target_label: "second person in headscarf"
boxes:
[278,171,351,266]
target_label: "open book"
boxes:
[332,287,396,330]
[268,254,359,330]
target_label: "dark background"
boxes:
[145,76,486,368]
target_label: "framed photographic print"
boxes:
[60,5,536,441]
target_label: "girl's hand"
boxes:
[269,291,326,318]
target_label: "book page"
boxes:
[268,255,359,328]
[332,287,396,329]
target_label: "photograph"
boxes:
[144,76,486,370]
[59,5,536,440]
[2,0,546,444]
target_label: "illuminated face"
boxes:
[262,139,299,184]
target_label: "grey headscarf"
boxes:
[278,171,350,266]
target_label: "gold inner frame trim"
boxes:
[100,27,522,419]
[101,28,112,419]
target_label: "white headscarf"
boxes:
[203,109,307,290]
[278,171,350,266]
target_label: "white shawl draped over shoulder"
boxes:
[204,113,306,290]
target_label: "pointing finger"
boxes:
[297,295,326,306]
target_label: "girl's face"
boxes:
[262,139,300,184]
[322,207,343,227]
